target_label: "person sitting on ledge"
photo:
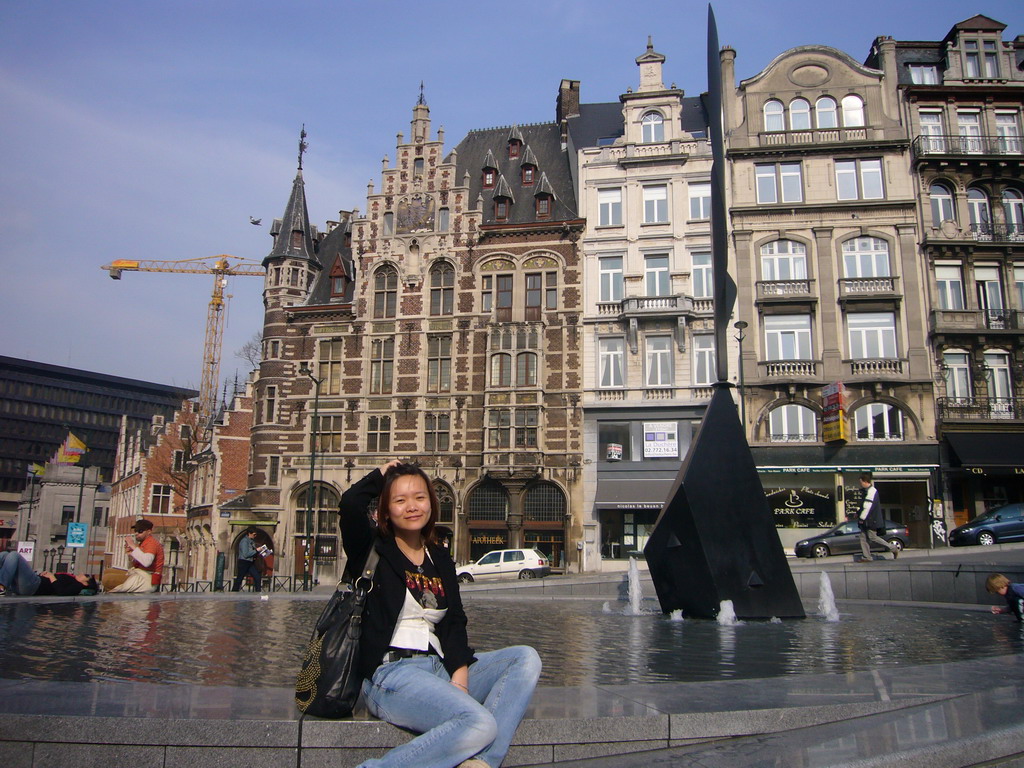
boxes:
[986,573,1024,622]
[0,551,98,596]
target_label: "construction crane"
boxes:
[102,256,266,433]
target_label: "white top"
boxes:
[389,589,447,657]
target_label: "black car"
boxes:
[949,503,1024,547]
[793,519,910,558]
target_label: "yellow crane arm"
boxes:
[101,256,266,279]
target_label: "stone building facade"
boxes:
[721,39,937,550]
[567,42,719,569]
[870,15,1024,531]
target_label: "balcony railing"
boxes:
[756,280,815,300]
[759,128,868,147]
[759,360,819,378]
[913,134,1024,158]
[968,223,1024,242]
[846,358,906,377]
[620,295,693,316]
[838,276,899,298]
[930,309,1024,333]
[937,397,1024,421]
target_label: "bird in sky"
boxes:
[249,216,262,226]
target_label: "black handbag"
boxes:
[295,543,380,718]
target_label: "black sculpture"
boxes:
[642,6,805,620]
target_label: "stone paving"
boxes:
[1,544,1023,767]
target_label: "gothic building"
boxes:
[240,95,584,584]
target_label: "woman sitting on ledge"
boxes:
[339,460,541,768]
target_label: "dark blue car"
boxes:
[949,503,1024,547]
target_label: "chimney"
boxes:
[556,79,581,124]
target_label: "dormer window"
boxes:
[509,139,521,159]
[483,169,496,188]
[494,199,509,221]
[641,111,665,143]
[535,195,552,218]
[521,165,535,185]
[964,39,999,79]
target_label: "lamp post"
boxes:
[734,320,749,429]
[298,363,324,592]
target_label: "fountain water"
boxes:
[623,557,646,615]
[817,571,840,622]
[716,599,741,625]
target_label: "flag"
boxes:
[27,462,45,477]
[53,432,87,465]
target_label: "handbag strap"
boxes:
[360,541,381,582]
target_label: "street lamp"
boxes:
[733,320,749,429]
[298,362,325,591]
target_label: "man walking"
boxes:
[232,528,262,592]
[857,474,898,561]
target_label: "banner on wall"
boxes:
[821,382,848,443]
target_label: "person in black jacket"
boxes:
[339,460,541,768]
[856,473,899,562]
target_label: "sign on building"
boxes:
[643,422,678,458]
[66,522,88,548]
[821,382,848,443]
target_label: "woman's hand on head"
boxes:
[378,459,401,476]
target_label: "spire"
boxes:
[264,131,316,267]
[411,83,431,141]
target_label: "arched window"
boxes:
[763,99,785,132]
[1002,189,1024,236]
[490,353,512,386]
[815,96,838,129]
[789,98,811,131]
[929,183,955,227]
[641,111,665,143]
[516,352,538,387]
[984,350,1013,414]
[853,403,904,441]
[967,188,992,237]
[523,483,566,522]
[842,236,890,278]
[429,262,454,316]
[467,481,508,521]
[943,350,972,401]
[760,240,807,281]
[433,481,455,524]
[768,404,817,442]
[373,265,398,319]
[841,95,865,127]
[295,484,341,536]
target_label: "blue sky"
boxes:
[1,0,1019,391]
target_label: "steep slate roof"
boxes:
[304,213,355,307]
[264,170,318,267]
[455,123,578,225]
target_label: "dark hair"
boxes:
[85,576,99,592]
[859,473,873,484]
[376,463,439,545]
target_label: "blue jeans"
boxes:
[0,552,41,596]
[358,645,541,768]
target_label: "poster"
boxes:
[67,522,88,548]
[643,422,678,458]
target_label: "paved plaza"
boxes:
[1,545,1024,767]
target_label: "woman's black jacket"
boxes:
[338,468,476,682]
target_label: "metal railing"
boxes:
[968,223,1024,242]
[930,309,1023,332]
[913,134,1024,158]
[937,396,1024,421]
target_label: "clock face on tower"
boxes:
[396,195,436,234]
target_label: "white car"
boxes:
[456,549,551,583]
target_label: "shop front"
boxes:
[594,473,676,561]
[943,432,1024,528]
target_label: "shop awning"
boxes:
[595,477,675,510]
[946,433,1024,472]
